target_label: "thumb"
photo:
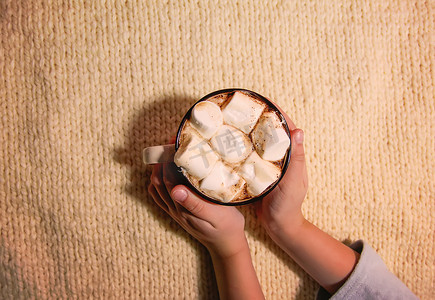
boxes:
[287,129,306,178]
[171,185,212,219]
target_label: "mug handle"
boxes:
[142,144,176,165]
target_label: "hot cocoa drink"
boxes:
[174,90,291,204]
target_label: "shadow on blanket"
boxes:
[113,95,220,299]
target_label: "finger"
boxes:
[163,162,189,214]
[181,212,214,232]
[170,185,216,221]
[290,129,305,163]
[285,128,307,182]
[151,164,176,211]
[148,183,169,213]
[163,162,188,197]
[169,136,177,143]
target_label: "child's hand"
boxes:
[148,163,247,258]
[256,108,308,239]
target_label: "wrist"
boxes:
[207,235,250,261]
[266,213,308,243]
[208,237,265,300]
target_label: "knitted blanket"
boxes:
[1,1,433,299]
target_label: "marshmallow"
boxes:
[190,101,223,139]
[222,91,266,134]
[200,161,246,202]
[251,112,290,161]
[210,125,253,163]
[174,131,219,179]
[238,151,281,196]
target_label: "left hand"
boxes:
[148,162,247,258]
[255,103,308,240]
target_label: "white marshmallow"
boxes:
[210,125,253,163]
[200,161,245,202]
[238,151,281,196]
[174,131,219,179]
[190,101,223,139]
[222,91,266,134]
[251,112,290,161]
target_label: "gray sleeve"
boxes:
[316,240,418,300]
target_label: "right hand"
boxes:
[149,162,248,259]
[256,108,308,239]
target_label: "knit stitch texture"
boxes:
[0,1,433,299]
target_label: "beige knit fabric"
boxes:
[1,1,433,299]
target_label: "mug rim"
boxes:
[175,88,292,206]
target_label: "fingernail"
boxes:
[172,189,188,202]
[295,130,304,145]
